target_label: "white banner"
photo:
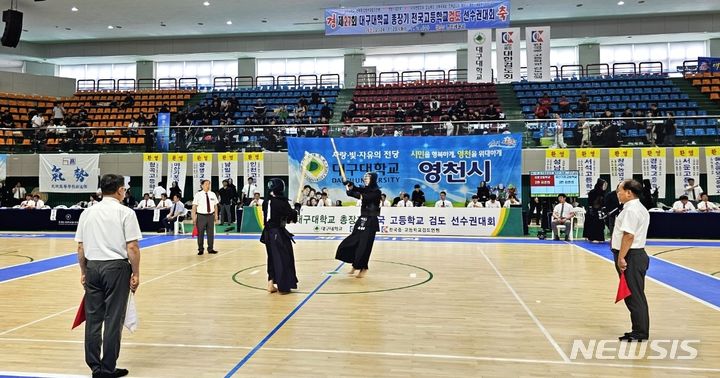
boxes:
[286,206,508,236]
[641,148,667,199]
[192,153,213,193]
[39,154,99,193]
[218,152,239,184]
[525,26,551,82]
[243,152,264,195]
[166,153,187,198]
[544,149,570,171]
[495,27,521,83]
[142,153,163,195]
[0,154,6,181]
[467,29,493,83]
[576,149,600,198]
[706,147,720,196]
[609,148,634,189]
[673,147,700,199]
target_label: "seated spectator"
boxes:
[157,193,172,209]
[429,96,442,116]
[533,102,549,119]
[391,191,405,206]
[33,194,45,208]
[455,96,469,116]
[484,103,500,120]
[20,194,35,209]
[467,195,484,208]
[434,191,453,208]
[379,193,392,207]
[411,96,425,118]
[1,109,14,128]
[551,193,574,241]
[119,94,134,110]
[538,93,552,112]
[126,117,140,136]
[697,193,719,212]
[576,92,590,113]
[503,194,522,208]
[396,193,412,207]
[136,193,156,209]
[684,178,703,202]
[558,96,571,114]
[320,100,333,120]
[394,104,407,123]
[311,88,321,105]
[78,106,89,121]
[485,193,501,208]
[672,195,695,212]
[253,99,267,123]
[342,100,357,121]
[274,105,289,123]
[86,194,100,208]
[249,192,264,207]
[160,194,187,233]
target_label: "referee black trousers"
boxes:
[196,213,215,252]
[613,249,650,338]
[84,259,131,375]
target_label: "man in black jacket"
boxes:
[411,184,425,207]
[218,179,238,226]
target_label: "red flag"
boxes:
[72,295,86,329]
[191,225,198,237]
[615,272,632,303]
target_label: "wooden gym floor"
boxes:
[0,233,719,377]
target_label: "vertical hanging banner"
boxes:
[609,148,634,189]
[576,148,600,198]
[192,153,213,193]
[525,26,551,82]
[495,27,521,83]
[468,29,493,83]
[39,154,99,193]
[142,153,163,195]
[166,153,187,196]
[545,149,570,171]
[0,154,6,181]
[218,152,239,183]
[641,148,667,199]
[243,152,265,194]
[673,147,700,197]
[706,146,720,195]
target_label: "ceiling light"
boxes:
[226,20,232,25]
[261,19,267,23]
[107,25,114,29]
[71,6,78,12]
[617,1,625,4]
[203,1,210,5]
[576,4,583,7]
[517,7,524,10]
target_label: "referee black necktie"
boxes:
[206,192,211,213]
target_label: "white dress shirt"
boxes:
[317,198,332,207]
[397,199,413,207]
[611,198,649,250]
[434,200,453,208]
[34,199,45,208]
[193,190,219,214]
[467,201,484,208]
[485,200,501,208]
[241,184,257,200]
[697,200,719,212]
[74,197,143,261]
[13,187,26,199]
[672,201,696,212]
[380,200,392,207]
[137,198,156,209]
[684,184,704,202]
[249,198,264,207]
[20,200,35,209]
[157,199,173,209]
[152,186,166,199]
[503,199,522,208]
[168,201,187,218]
[552,203,574,219]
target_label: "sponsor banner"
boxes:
[609,148,634,189]
[192,153,213,193]
[545,149,570,171]
[673,147,700,198]
[325,1,510,36]
[525,26,551,81]
[467,29,493,83]
[495,27,521,83]
[641,148,667,198]
[166,153,187,197]
[218,152,239,184]
[242,152,264,195]
[40,154,99,193]
[706,147,720,195]
[142,153,163,195]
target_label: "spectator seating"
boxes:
[200,85,339,125]
[686,71,720,103]
[349,81,500,123]
[0,93,55,147]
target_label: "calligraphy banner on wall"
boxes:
[192,153,213,193]
[544,149,570,171]
[40,154,99,193]
[325,1,510,36]
[706,146,720,196]
[673,147,700,198]
[495,27,521,83]
[218,152,239,185]
[641,148,666,199]
[467,29,493,83]
[287,134,522,206]
[609,148,634,189]
[142,153,163,195]
[576,148,600,198]
[242,152,264,194]
[166,153,187,197]
[525,26,551,82]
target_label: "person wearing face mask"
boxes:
[335,172,381,278]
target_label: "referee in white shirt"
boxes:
[75,174,141,378]
[611,179,650,342]
[192,179,219,255]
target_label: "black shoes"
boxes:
[197,250,204,255]
[92,369,129,378]
[208,250,218,254]
[619,333,648,342]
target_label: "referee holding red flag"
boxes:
[611,179,650,342]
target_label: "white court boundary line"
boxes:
[570,244,720,312]
[649,251,720,282]
[480,250,571,363]
[0,242,238,336]
[1,337,719,374]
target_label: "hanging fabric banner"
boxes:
[641,148,667,199]
[243,152,264,195]
[0,154,6,181]
[39,154,99,193]
[142,153,163,195]
[495,27,521,83]
[576,148,600,198]
[467,29,493,83]
[673,147,700,199]
[218,152,239,184]
[545,149,570,171]
[706,146,720,196]
[525,26,551,82]
[166,153,187,197]
[192,153,213,193]
[609,148,634,189]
